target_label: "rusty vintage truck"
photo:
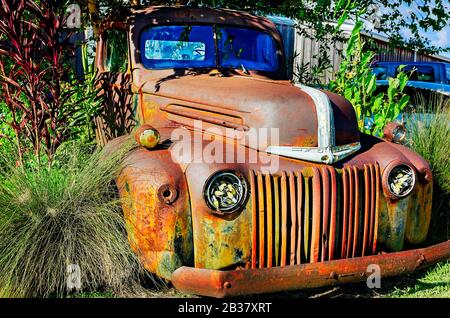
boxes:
[96,5,450,297]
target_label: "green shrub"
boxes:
[0,1,103,166]
[328,20,410,136]
[65,42,103,145]
[0,137,147,297]
[406,93,450,242]
[0,101,14,140]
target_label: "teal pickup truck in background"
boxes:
[372,61,450,98]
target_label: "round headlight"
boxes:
[383,122,407,144]
[134,125,160,149]
[204,171,249,214]
[387,164,415,198]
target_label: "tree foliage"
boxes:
[329,19,411,136]
[0,0,100,166]
[79,0,449,55]
[376,0,450,55]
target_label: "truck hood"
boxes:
[139,73,360,164]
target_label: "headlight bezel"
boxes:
[203,170,249,215]
[383,122,407,144]
[383,162,416,199]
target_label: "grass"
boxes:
[66,285,194,298]
[67,291,117,298]
[406,94,450,242]
[389,261,450,298]
[0,137,148,298]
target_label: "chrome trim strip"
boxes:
[295,84,335,149]
[266,84,359,164]
[266,142,361,164]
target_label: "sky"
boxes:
[402,0,450,58]
[422,27,450,57]
[366,0,450,59]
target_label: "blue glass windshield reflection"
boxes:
[140,25,279,72]
[217,27,279,72]
[140,25,216,69]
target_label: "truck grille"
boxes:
[249,164,380,268]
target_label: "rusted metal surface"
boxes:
[274,176,281,266]
[98,6,440,295]
[346,166,354,259]
[250,170,257,270]
[265,174,274,267]
[99,20,127,31]
[352,166,359,258]
[321,167,330,262]
[322,91,361,145]
[341,168,348,258]
[257,172,265,268]
[296,171,303,264]
[94,23,135,145]
[248,164,382,268]
[327,167,337,261]
[139,76,322,149]
[289,171,296,265]
[280,172,288,267]
[171,239,450,298]
[377,160,430,251]
[160,104,250,131]
[184,159,253,270]
[116,148,193,280]
[113,131,436,289]
[368,165,376,253]
[406,179,433,244]
[311,168,321,263]
[373,164,381,254]
[122,6,360,152]
[362,165,370,256]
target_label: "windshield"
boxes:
[372,66,388,80]
[140,25,279,72]
[399,65,435,82]
[140,25,216,69]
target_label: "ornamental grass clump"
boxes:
[407,93,450,242]
[0,137,146,297]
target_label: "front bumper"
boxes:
[172,239,450,297]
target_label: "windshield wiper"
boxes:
[240,63,250,75]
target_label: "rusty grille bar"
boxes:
[250,164,381,268]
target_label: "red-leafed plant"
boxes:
[0,0,81,166]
